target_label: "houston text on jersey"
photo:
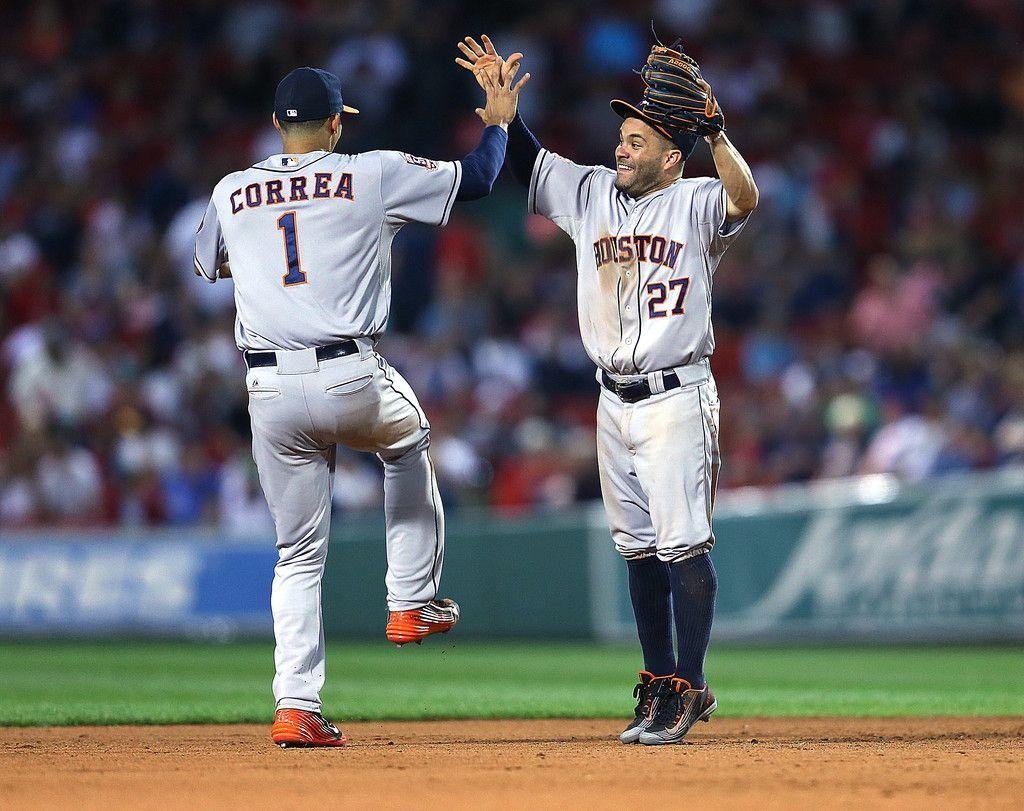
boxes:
[593,234,685,270]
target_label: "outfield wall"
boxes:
[1,469,1022,642]
[598,468,1024,642]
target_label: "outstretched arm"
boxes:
[457,36,539,186]
[455,127,507,201]
[454,40,529,201]
[693,74,756,221]
[505,113,542,187]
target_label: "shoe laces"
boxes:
[650,678,689,726]
[632,679,659,717]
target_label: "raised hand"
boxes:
[457,35,498,85]
[457,35,530,127]
[457,36,525,87]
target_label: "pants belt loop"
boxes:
[646,370,666,395]
[672,358,710,388]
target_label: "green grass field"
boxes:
[1,641,1022,726]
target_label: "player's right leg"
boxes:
[596,389,674,742]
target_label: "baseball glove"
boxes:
[639,45,724,137]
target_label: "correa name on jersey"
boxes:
[229,172,355,213]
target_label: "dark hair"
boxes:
[674,130,699,160]
[277,116,330,137]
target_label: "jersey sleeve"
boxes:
[193,196,226,283]
[692,177,751,258]
[378,151,462,227]
[529,149,602,235]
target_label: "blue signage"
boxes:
[0,534,277,637]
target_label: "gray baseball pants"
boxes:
[597,367,721,563]
[246,343,443,713]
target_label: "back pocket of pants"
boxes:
[248,388,281,401]
[325,375,373,396]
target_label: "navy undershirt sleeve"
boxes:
[506,112,542,187]
[455,125,508,201]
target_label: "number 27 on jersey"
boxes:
[646,278,690,318]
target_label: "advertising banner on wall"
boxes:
[2,469,1021,642]
[0,533,276,637]
[588,469,1024,642]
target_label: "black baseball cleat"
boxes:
[637,677,717,745]
[619,671,671,744]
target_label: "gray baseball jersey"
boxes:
[194,148,461,715]
[529,148,746,375]
[194,150,461,350]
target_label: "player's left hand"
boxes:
[456,35,523,94]
[640,45,725,137]
[456,35,498,86]
[218,261,232,278]
[458,35,529,128]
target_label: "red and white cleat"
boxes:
[271,709,348,748]
[385,598,460,645]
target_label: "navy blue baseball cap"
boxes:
[274,67,359,123]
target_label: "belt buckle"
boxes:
[615,379,646,403]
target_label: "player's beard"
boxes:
[614,155,665,199]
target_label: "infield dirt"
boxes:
[3,717,1022,809]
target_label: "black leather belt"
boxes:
[601,370,681,403]
[244,339,359,369]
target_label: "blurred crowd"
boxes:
[1,0,1023,530]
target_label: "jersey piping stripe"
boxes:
[375,355,429,431]
[528,150,549,215]
[692,219,715,363]
[426,451,443,598]
[372,352,440,593]
[609,194,632,370]
[632,226,645,373]
[193,250,210,279]
[699,384,709,517]
[616,277,623,344]
[193,206,215,279]
[368,219,393,340]
[626,192,668,373]
[249,152,336,173]
[438,162,460,226]
[373,353,442,598]
[372,160,394,338]
[698,384,714,535]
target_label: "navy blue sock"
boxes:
[668,552,718,688]
[626,556,675,676]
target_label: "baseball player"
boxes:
[457,36,757,745]
[194,62,528,747]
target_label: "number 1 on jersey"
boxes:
[276,211,307,286]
